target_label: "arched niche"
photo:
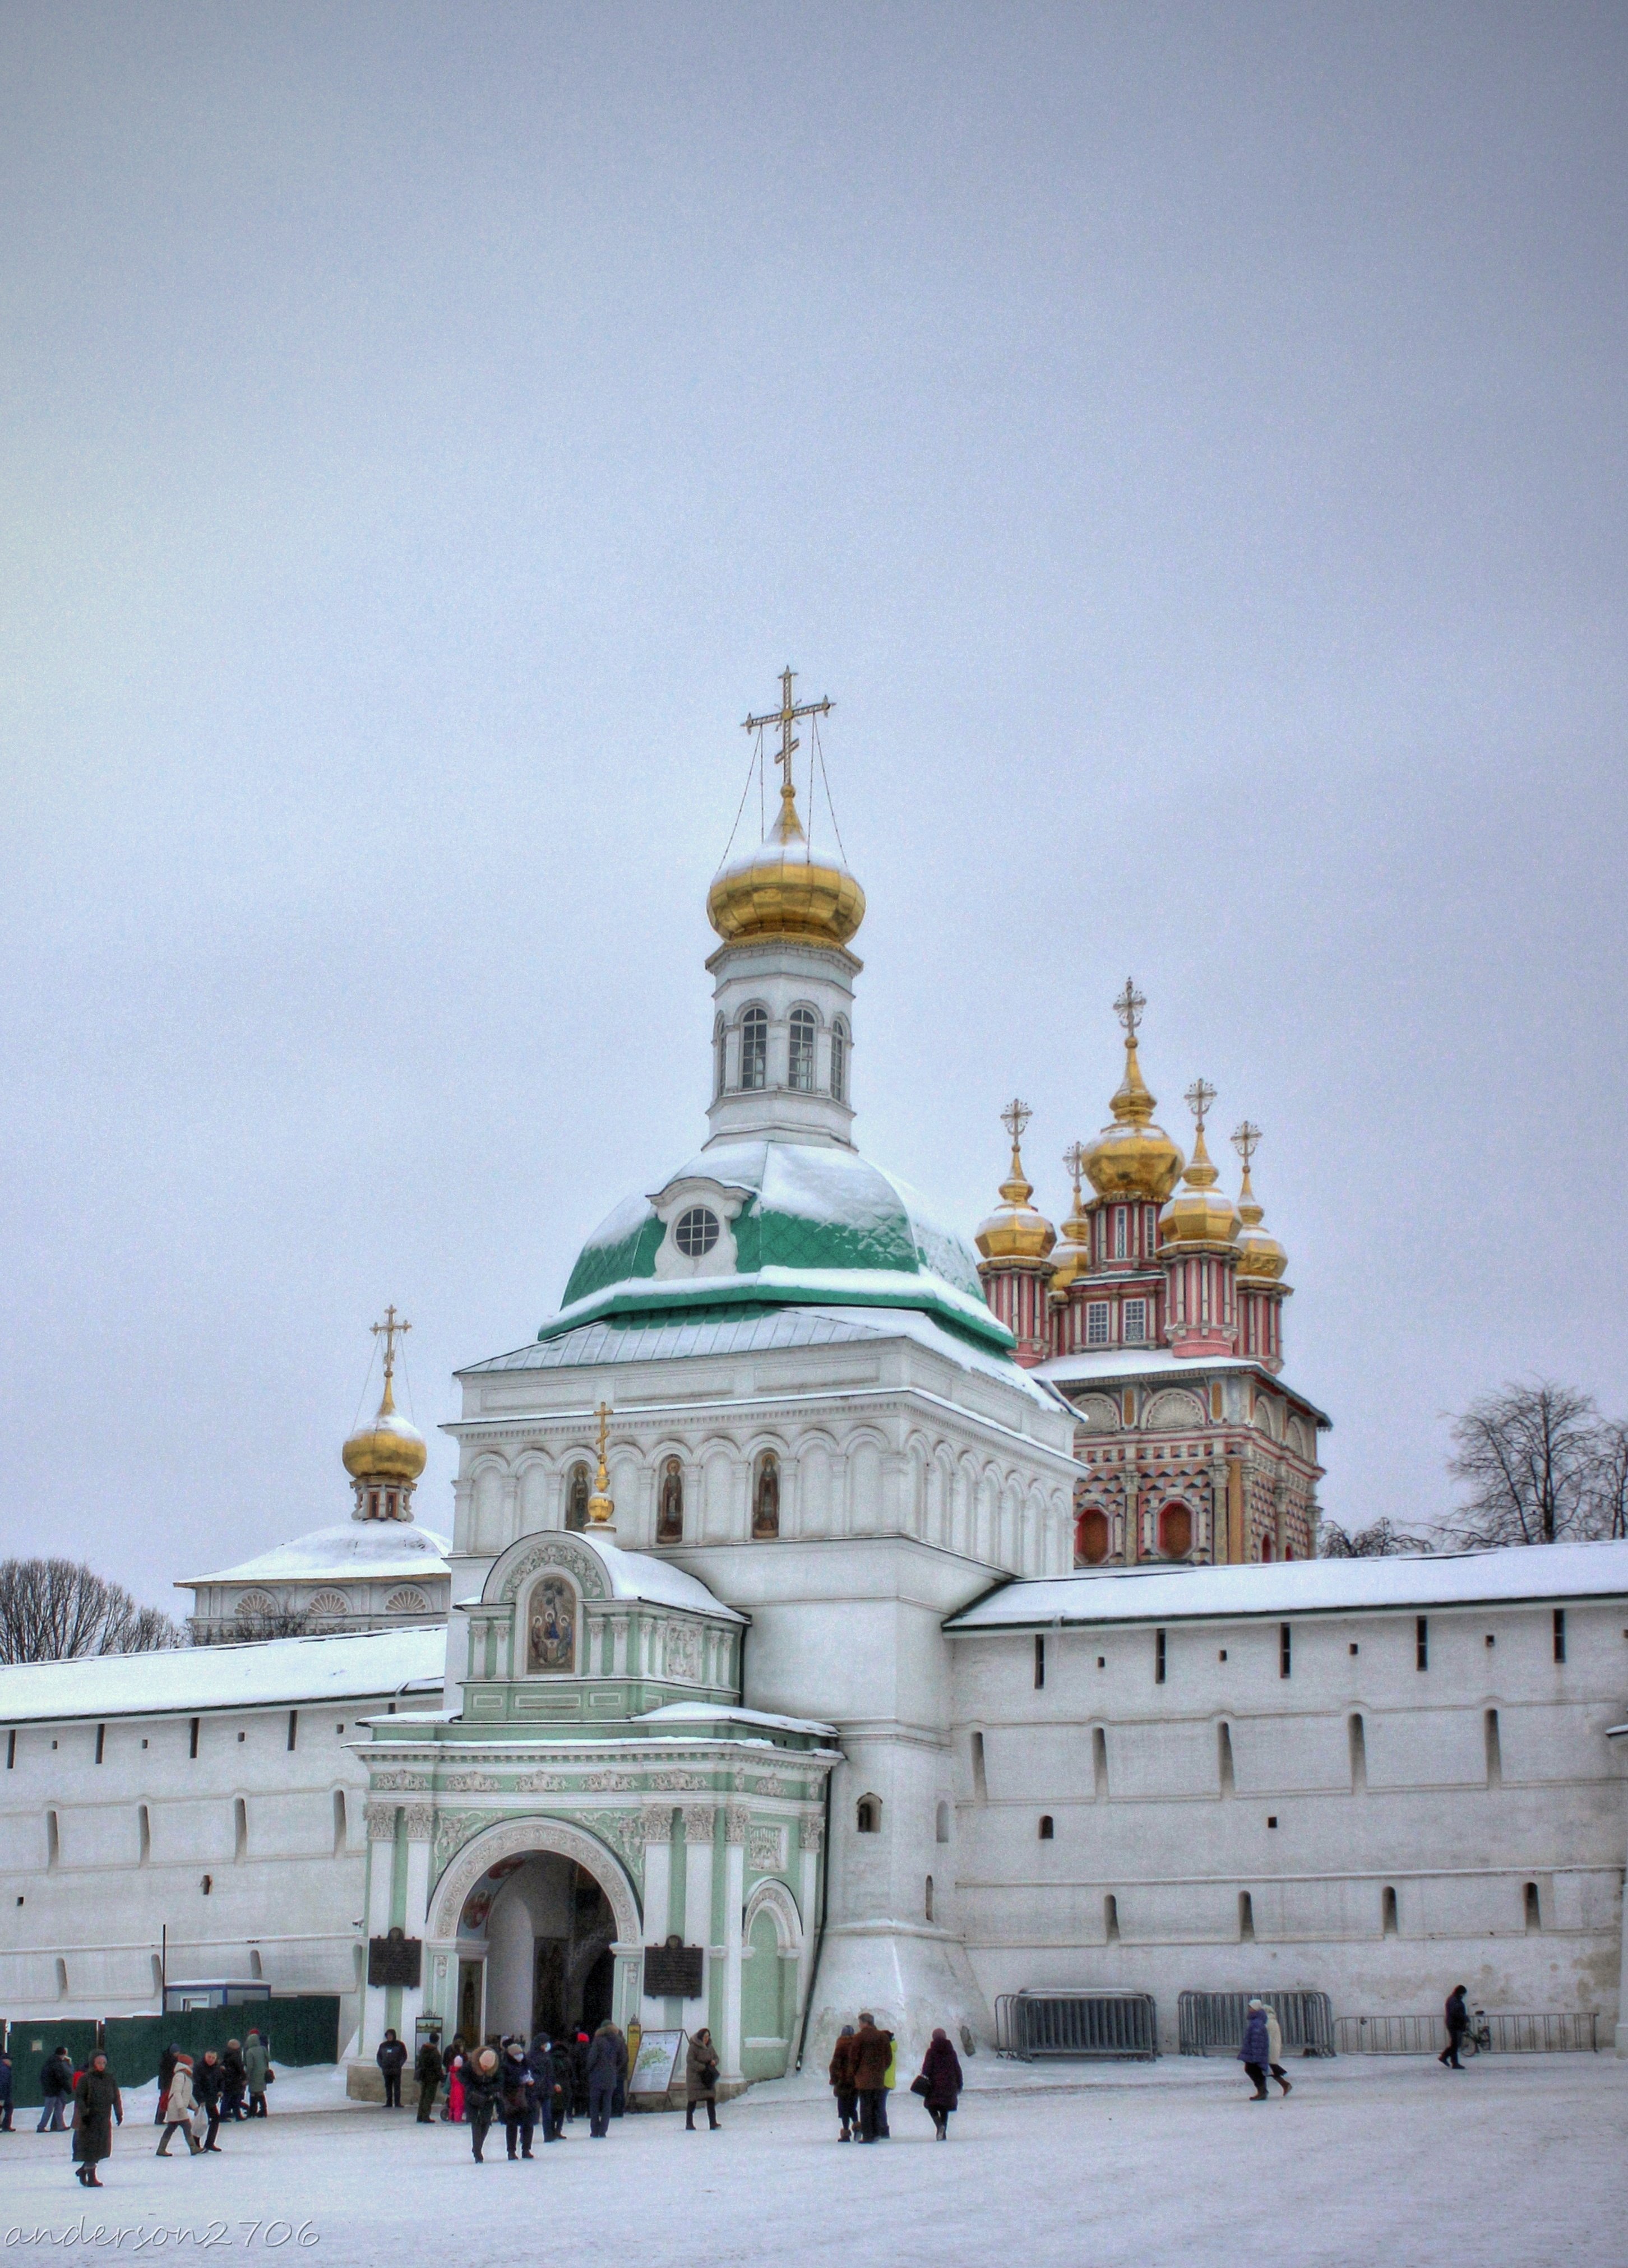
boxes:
[429,1816,641,1948]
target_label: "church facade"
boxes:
[3,675,1627,2073]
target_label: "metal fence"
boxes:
[995,1991,1158,2061]
[1,1997,343,2104]
[1334,2011,1599,2057]
[1178,1990,1335,2058]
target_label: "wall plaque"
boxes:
[643,1937,704,1998]
[368,1927,423,1988]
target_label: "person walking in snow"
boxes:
[155,2044,181,2125]
[917,2028,963,2139]
[1439,1985,1470,2069]
[462,2045,501,2163]
[444,2036,466,2123]
[500,2039,538,2160]
[195,2049,226,2151]
[586,2021,622,2137]
[221,2038,248,2121]
[849,2014,894,2143]
[71,2052,122,2188]
[527,2034,567,2142]
[36,2045,73,2132]
[414,2032,443,2123]
[1238,1999,1290,2099]
[828,2025,858,2142]
[376,2028,408,2108]
[0,2042,14,2132]
[155,2053,202,2156]
[243,2031,272,2118]
[684,2029,720,2131]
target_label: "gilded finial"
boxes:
[1181,1079,1220,1188]
[1113,979,1145,1038]
[371,1304,411,1413]
[1056,1140,1092,1261]
[1230,1121,1287,1279]
[1108,979,1156,1127]
[999,1098,1035,1204]
[586,1400,616,1528]
[743,665,833,841]
[974,1099,1056,1263]
[1232,1119,1263,1218]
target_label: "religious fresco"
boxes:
[528,1576,577,1673]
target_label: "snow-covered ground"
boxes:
[3,2053,1622,2266]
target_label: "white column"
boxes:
[797,1815,822,2031]
[361,1804,397,2055]
[720,1804,748,2082]
[682,1804,718,2042]
[640,1807,673,2021]
[398,1810,434,2048]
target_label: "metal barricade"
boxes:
[1335,2011,1599,2056]
[1177,1989,1335,2057]
[995,1991,1158,2060]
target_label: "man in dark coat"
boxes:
[0,2043,14,2132]
[499,2040,537,2159]
[414,2033,443,2123]
[71,2053,123,2188]
[221,2039,248,2121]
[918,2029,963,2140]
[586,2022,622,2138]
[195,2049,227,2151]
[462,2045,502,2163]
[154,2044,181,2126]
[37,2046,74,2133]
[849,2014,894,2143]
[1439,1985,1470,2070]
[568,2031,590,2119]
[828,2025,858,2141]
[376,2029,408,2108]
[526,2035,567,2141]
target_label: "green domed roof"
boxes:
[545,1137,1013,1354]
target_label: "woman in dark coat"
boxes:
[462,2045,502,2163]
[684,2029,720,2132]
[72,2053,123,2187]
[918,2029,963,2140]
[828,2025,858,2141]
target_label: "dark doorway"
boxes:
[530,1862,616,2040]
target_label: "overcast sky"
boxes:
[1,2,1624,1608]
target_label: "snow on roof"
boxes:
[637,1701,839,1738]
[945,1539,1628,1631]
[565,1530,747,1622]
[1034,1347,1332,1426]
[0,1624,447,1724]
[178,1521,451,1592]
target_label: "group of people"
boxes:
[385,2018,697,2160]
[0,2029,273,2186]
[828,2015,964,2142]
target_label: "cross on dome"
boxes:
[1185,1078,1217,1131]
[1113,979,1146,1037]
[371,1304,411,1383]
[1232,1119,1262,1170]
[1001,1098,1032,1149]
[743,666,833,816]
[586,1399,616,1529]
[1063,1139,1089,1193]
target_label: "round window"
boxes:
[675,1206,721,1258]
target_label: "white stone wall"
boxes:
[0,1695,392,2029]
[950,1595,1628,2045]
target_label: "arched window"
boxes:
[658,1457,684,1543]
[566,1464,591,1532]
[788,1006,817,1092]
[1260,1533,1275,1562]
[855,1795,882,1834]
[713,1015,727,1099]
[1158,1502,1192,1559]
[752,1451,780,1539]
[935,1799,950,1844]
[740,1005,768,1091]
[830,1017,849,1103]
[924,1876,934,1922]
[1038,1815,1054,1840]
[1077,1507,1110,1565]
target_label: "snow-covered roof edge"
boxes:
[945,1538,1628,1630]
[0,1624,447,1724]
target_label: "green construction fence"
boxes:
[3,1997,340,2104]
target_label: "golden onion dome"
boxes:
[706,775,865,949]
[974,1103,1057,1263]
[1048,1139,1093,1294]
[1081,1023,1185,1204]
[342,1371,428,1487]
[1159,1080,1242,1248]
[1232,1123,1288,1281]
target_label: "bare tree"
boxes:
[0,1557,181,1664]
[1443,1380,1601,1547]
[1586,1419,1628,1542]
[1320,1517,1433,1559]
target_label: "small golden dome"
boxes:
[1082,983,1185,1203]
[975,1101,1057,1263]
[343,1371,428,1487]
[1232,1121,1288,1281]
[1048,1139,1093,1294]
[706,777,864,948]
[1159,1079,1242,1249]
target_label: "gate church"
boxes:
[4,674,1628,2077]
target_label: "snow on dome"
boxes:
[179,1522,451,1592]
[548,1135,1011,1352]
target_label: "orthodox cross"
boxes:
[1185,1077,1217,1132]
[1063,1139,1089,1201]
[1113,979,1146,1037]
[592,1400,612,1488]
[371,1304,411,1384]
[1001,1097,1032,1155]
[1232,1119,1262,1170]
[743,666,833,805]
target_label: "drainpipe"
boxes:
[793,1761,835,2071]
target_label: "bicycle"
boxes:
[1459,2008,1493,2057]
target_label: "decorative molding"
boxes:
[595,1811,650,1872]
[402,1804,435,1841]
[747,1823,787,1873]
[798,1816,825,1855]
[723,1803,751,1846]
[514,1771,569,1793]
[750,1773,787,1798]
[371,1770,429,1793]
[365,1803,399,1841]
[681,1805,716,1841]
[743,1873,804,1954]
[641,1804,676,1841]
[432,1809,503,1870]
[646,1770,710,1792]
[429,1816,642,1945]
[663,1622,704,1682]
[579,1769,639,1792]
[443,1771,501,1793]
[497,1534,609,1606]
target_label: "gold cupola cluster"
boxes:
[1158,1078,1243,1248]
[974,1100,1057,1261]
[343,1307,428,1519]
[1080,981,1185,1204]
[707,668,865,949]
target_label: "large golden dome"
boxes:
[1232,1124,1288,1280]
[1159,1081,1242,1248]
[706,777,864,948]
[1082,1027,1185,1203]
[975,1104,1057,1263]
[343,1372,428,1487]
